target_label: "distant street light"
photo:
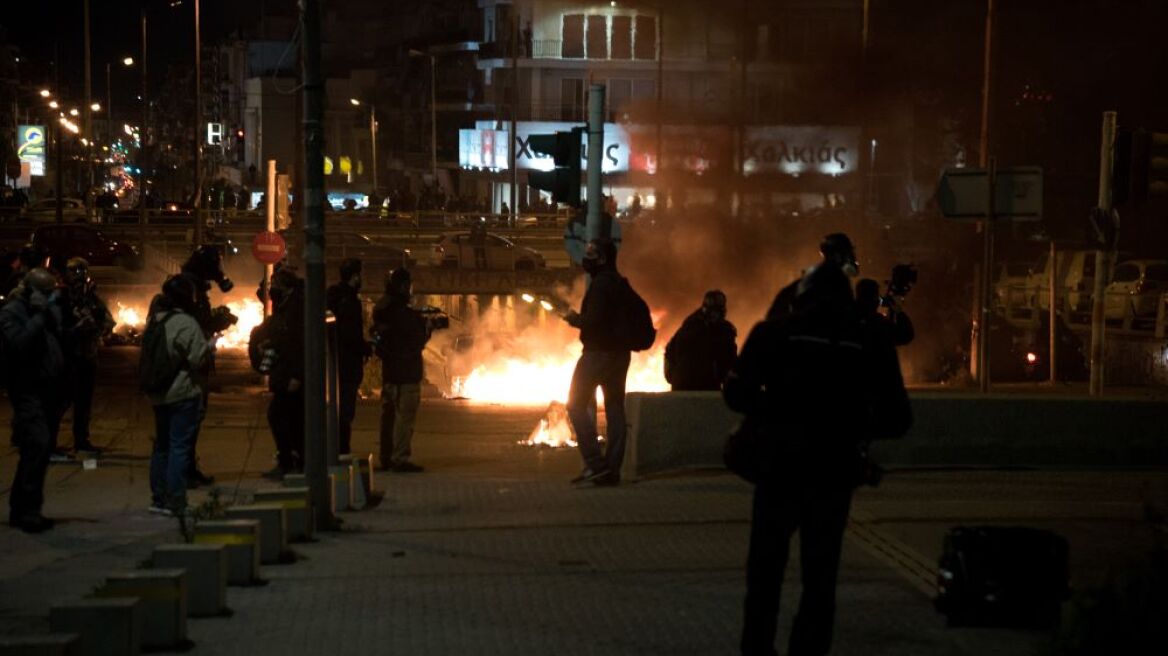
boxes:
[123,56,135,67]
[90,102,101,112]
[48,100,59,109]
[349,97,379,196]
[39,89,51,98]
[69,108,80,116]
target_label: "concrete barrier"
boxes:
[151,544,227,617]
[253,487,313,541]
[49,598,142,656]
[95,570,187,650]
[282,473,307,488]
[329,465,351,512]
[0,634,79,655]
[226,504,288,564]
[340,453,375,495]
[192,520,261,585]
[624,391,1168,479]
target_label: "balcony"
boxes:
[532,39,562,59]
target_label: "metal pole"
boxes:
[138,11,148,247]
[55,121,64,224]
[1089,111,1117,397]
[974,0,994,391]
[193,0,204,247]
[84,0,94,192]
[586,83,605,241]
[370,104,378,198]
[509,9,518,226]
[430,55,438,186]
[299,0,333,529]
[106,63,113,154]
[655,3,663,183]
[264,159,276,318]
[1049,240,1058,384]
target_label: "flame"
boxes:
[521,402,577,447]
[215,298,265,350]
[115,302,143,332]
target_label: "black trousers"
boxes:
[7,388,64,520]
[62,358,98,448]
[338,378,359,455]
[267,390,305,470]
[741,475,854,656]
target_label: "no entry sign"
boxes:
[251,231,287,265]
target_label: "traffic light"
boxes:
[527,127,584,207]
[1113,128,1168,206]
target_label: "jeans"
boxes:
[379,383,420,467]
[150,397,202,511]
[63,358,98,448]
[566,350,630,475]
[8,388,64,520]
[338,379,359,455]
[268,390,305,471]
[741,475,854,656]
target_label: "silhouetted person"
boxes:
[1,268,66,533]
[372,268,430,472]
[664,290,738,391]
[264,269,306,476]
[564,238,630,487]
[327,258,371,455]
[57,258,114,458]
[766,233,860,322]
[855,278,914,347]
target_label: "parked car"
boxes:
[22,198,88,222]
[29,224,140,268]
[431,232,546,270]
[277,229,415,269]
[1104,259,1168,321]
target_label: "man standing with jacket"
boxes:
[57,258,115,459]
[664,290,738,391]
[372,268,430,473]
[265,269,306,476]
[564,238,630,487]
[326,258,371,455]
[143,275,211,516]
[1,268,66,532]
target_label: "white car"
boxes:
[1104,259,1168,321]
[431,232,546,270]
[22,198,88,222]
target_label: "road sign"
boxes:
[937,166,1043,221]
[251,231,287,265]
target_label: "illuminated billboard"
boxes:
[17,125,46,176]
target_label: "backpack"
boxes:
[620,278,656,352]
[248,320,271,373]
[138,312,180,395]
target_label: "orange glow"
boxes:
[214,298,264,350]
[115,302,143,331]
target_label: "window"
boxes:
[586,15,608,59]
[560,78,585,121]
[634,16,657,60]
[611,15,632,59]
[608,78,632,119]
[562,14,584,58]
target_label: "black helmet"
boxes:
[386,267,412,296]
[162,274,197,312]
[339,257,362,282]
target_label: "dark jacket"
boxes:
[664,310,738,391]
[266,288,305,393]
[575,269,627,353]
[372,295,430,385]
[327,282,371,384]
[62,289,115,362]
[0,296,65,388]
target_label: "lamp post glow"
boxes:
[349,98,379,197]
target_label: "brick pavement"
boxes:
[0,350,1049,654]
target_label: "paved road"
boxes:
[1,349,1162,654]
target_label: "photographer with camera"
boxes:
[253,268,306,478]
[855,268,916,349]
[371,268,431,473]
[55,258,115,460]
[1,268,67,533]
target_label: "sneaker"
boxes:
[9,515,55,533]
[74,443,105,457]
[390,462,425,473]
[148,504,173,517]
[48,450,73,463]
[570,467,611,486]
[593,472,620,487]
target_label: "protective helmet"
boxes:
[386,267,412,296]
[65,257,90,286]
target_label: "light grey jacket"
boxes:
[146,310,211,406]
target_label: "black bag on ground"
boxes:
[138,312,180,394]
[620,278,656,352]
[935,526,1070,628]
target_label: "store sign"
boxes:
[458,128,508,170]
[17,125,46,176]
[742,126,860,176]
[469,121,630,173]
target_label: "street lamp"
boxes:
[349,98,379,198]
[408,49,438,183]
[122,56,134,67]
[90,103,101,112]
[39,89,51,98]
[48,100,59,109]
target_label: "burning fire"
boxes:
[115,302,143,332]
[522,402,577,447]
[215,298,265,350]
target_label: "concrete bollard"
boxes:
[329,465,351,512]
[282,473,307,488]
[192,520,261,585]
[151,544,227,617]
[340,453,373,504]
[0,634,79,655]
[253,487,313,541]
[50,598,142,656]
[95,570,187,650]
[226,504,288,564]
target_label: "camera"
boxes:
[887,264,918,298]
[208,305,239,334]
[418,305,451,331]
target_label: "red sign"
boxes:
[251,231,287,265]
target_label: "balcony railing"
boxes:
[532,39,563,59]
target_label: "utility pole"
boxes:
[586,83,605,241]
[193,0,204,247]
[369,104,378,199]
[1048,240,1058,385]
[1089,111,1118,397]
[509,8,519,226]
[138,10,148,247]
[300,0,333,530]
[55,41,64,225]
[974,0,995,393]
[83,0,94,193]
[654,3,664,205]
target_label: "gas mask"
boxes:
[581,256,602,275]
[216,277,235,293]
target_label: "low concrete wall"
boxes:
[622,391,1168,479]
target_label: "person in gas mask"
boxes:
[54,258,115,459]
[855,278,914,348]
[1,244,51,300]
[766,233,860,322]
[326,258,371,455]
[664,290,738,391]
[179,245,236,487]
[262,268,306,476]
[371,268,430,473]
[1,268,66,532]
